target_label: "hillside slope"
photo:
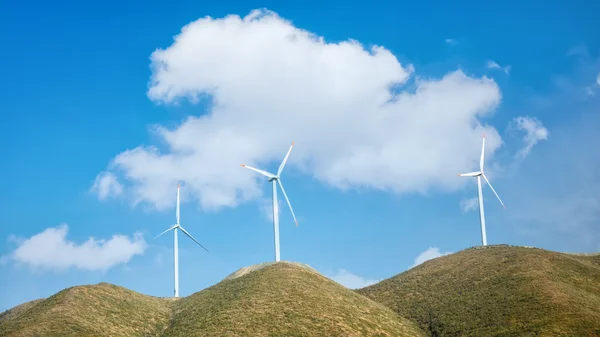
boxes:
[0,262,425,337]
[0,283,172,336]
[357,245,600,337]
[164,262,426,336]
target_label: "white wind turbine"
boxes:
[241,142,298,262]
[155,184,208,298]
[458,134,505,246]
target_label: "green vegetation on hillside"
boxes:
[4,247,599,337]
[165,262,425,336]
[0,262,425,337]
[0,283,172,336]
[357,245,600,337]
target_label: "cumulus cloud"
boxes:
[460,197,478,213]
[91,172,123,200]
[328,269,380,289]
[511,116,549,159]
[95,9,504,211]
[486,60,511,74]
[4,224,147,272]
[410,247,452,268]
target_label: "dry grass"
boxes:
[0,283,172,336]
[5,247,597,336]
[164,262,426,336]
[357,245,600,337]
[0,263,425,337]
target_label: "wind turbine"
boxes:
[458,134,505,246]
[155,184,208,298]
[241,142,298,262]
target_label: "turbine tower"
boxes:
[241,142,298,262]
[458,134,505,246]
[155,184,208,298]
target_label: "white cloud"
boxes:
[506,112,600,250]
[486,60,511,74]
[5,224,147,272]
[95,9,504,212]
[411,246,452,268]
[91,171,123,200]
[584,73,600,97]
[460,197,478,213]
[511,116,549,159]
[328,269,380,289]
[445,38,457,45]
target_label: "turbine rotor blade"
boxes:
[240,164,276,179]
[458,171,483,177]
[178,225,209,252]
[277,142,294,176]
[480,134,486,171]
[176,184,181,225]
[482,173,505,208]
[277,179,298,226]
[154,225,176,240]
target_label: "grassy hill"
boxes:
[4,247,599,337]
[165,261,425,336]
[0,283,172,336]
[357,245,600,337]
[0,262,425,337]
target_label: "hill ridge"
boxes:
[0,261,425,337]
[223,260,318,281]
[3,247,600,336]
[357,245,600,337]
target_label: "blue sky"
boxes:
[1,0,599,311]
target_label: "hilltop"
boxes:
[222,261,318,280]
[3,246,599,336]
[167,261,424,336]
[0,282,172,336]
[0,262,425,337]
[357,245,600,337]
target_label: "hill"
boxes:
[0,262,425,337]
[357,245,600,337]
[0,282,172,336]
[165,261,425,336]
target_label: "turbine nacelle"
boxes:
[457,134,506,247]
[458,171,483,177]
[240,142,299,261]
[154,184,209,298]
[154,223,209,251]
[458,135,505,209]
